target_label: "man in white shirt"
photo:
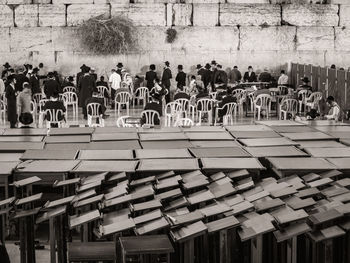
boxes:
[109,69,121,105]
[278,70,288,85]
[325,96,340,121]
[0,78,5,95]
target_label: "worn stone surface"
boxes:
[51,27,86,52]
[0,28,10,52]
[15,5,39,27]
[335,27,350,52]
[220,4,281,26]
[67,4,110,26]
[0,5,13,28]
[227,0,269,2]
[112,3,166,26]
[39,5,66,27]
[33,0,51,3]
[282,4,339,26]
[339,5,350,27]
[167,4,192,26]
[53,0,93,4]
[193,3,218,26]
[135,27,171,51]
[10,27,52,52]
[7,0,31,4]
[240,26,296,51]
[296,26,334,51]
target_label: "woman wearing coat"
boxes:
[6,74,18,128]
[78,67,96,119]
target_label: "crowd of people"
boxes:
[0,60,342,128]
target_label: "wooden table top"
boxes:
[305,147,350,158]
[73,160,138,173]
[245,146,308,157]
[78,150,134,160]
[185,132,234,141]
[201,157,264,170]
[137,127,182,133]
[281,132,335,141]
[45,135,91,144]
[94,127,137,133]
[0,161,19,175]
[270,126,317,133]
[239,137,298,147]
[296,140,347,148]
[182,126,226,132]
[189,147,250,158]
[120,235,174,254]
[0,142,45,152]
[255,120,306,126]
[3,128,48,136]
[16,160,80,173]
[21,149,79,160]
[138,158,199,171]
[139,132,188,141]
[44,143,90,151]
[225,125,273,132]
[68,242,116,261]
[230,131,281,139]
[48,127,94,136]
[267,157,336,171]
[87,141,141,150]
[135,149,192,159]
[0,153,23,162]
[141,140,193,149]
[0,136,44,142]
[91,133,139,141]
[327,158,350,170]
[190,140,242,148]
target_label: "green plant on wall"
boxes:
[166,28,177,43]
[78,15,136,55]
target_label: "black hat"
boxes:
[196,64,202,69]
[205,63,211,70]
[301,77,310,83]
[217,64,222,69]
[32,67,39,73]
[47,72,54,78]
[165,61,170,67]
[3,62,11,68]
[117,62,123,68]
[68,76,74,82]
[150,64,156,70]
[152,92,161,101]
[211,60,217,65]
[80,64,88,70]
[178,65,183,70]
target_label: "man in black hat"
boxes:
[145,64,158,91]
[175,65,186,91]
[78,66,96,119]
[5,74,17,128]
[228,66,242,84]
[202,63,212,91]
[214,64,228,90]
[77,64,88,87]
[116,62,123,76]
[141,92,162,126]
[162,61,172,103]
[210,61,219,91]
[29,67,41,95]
[243,66,257,82]
[197,64,205,80]
[2,62,11,79]
[298,77,312,92]
[62,76,75,88]
[15,66,29,92]
[44,72,61,99]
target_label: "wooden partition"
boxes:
[290,63,350,111]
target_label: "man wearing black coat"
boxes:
[175,65,186,90]
[202,63,212,91]
[218,87,237,119]
[78,67,96,119]
[243,66,257,82]
[44,72,61,99]
[145,64,158,91]
[161,61,172,103]
[5,74,18,128]
[29,67,41,95]
[15,67,29,92]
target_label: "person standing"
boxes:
[15,66,29,92]
[278,70,289,86]
[175,65,186,91]
[162,61,172,103]
[17,82,33,125]
[5,74,18,128]
[78,67,96,119]
[228,66,242,84]
[145,64,158,91]
[210,61,219,91]
[202,63,212,91]
[116,62,123,77]
[29,67,41,95]
[108,69,122,106]
[44,72,61,99]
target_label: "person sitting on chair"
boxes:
[297,77,312,92]
[174,86,190,101]
[43,92,66,127]
[324,96,341,121]
[85,89,108,120]
[217,87,237,121]
[141,93,162,126]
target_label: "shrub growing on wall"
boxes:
[78,15,136,55]
[166,28,177,43]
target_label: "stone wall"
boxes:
[0,1,349,77]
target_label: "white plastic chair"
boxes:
[174,118,194,127]
[63,86,76,93]
[33,93,43,104]
[30,101,36,126]
[116,116,133,127]
[164,101,182,127]
[279,99,298,120]
[62,92,78,120]
[246,91,256,115]
[254,94,272,120]
[278,85,288,95]
[135,87,149,107]
[196,98,213,125]
[0,99,6,124]
[115,91,131,117]
[215,102,237,126]
[175,98,195,121]
[232,89,246,115]
[97,86,109,107]
[38,99,49,128]
[209,91,217,100]
[87,102,104,127]
[298,89,311,114]
[305,92,322,111]
[141,110,160,126]
[45,109,64,128]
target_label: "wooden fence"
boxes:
[291,63,350,111]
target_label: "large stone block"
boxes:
[167,4,192,26]
[10,27,53,52]
[171,26,240,52]
[227,0,269,3]
[335,27,350,52]
[0,28,10,52]
[282,4,339,26]
[240,26,296,51]
[330,0,349,4]
[67,4,110,26]
[0,5,13,28]
[220,4,281,26]
[51,26,88,52]
[39,5,66,27]
[135,27,171,51]
[0,0,7,4]
[53,0,93,4]
[15,5,39,27]
[33,0,51,3]
[193,4,218,26]
[339,5,350,27]
[112,3,166,26]
[7,0,31,4]
[296,27,334,51]
[190,0,225,2]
